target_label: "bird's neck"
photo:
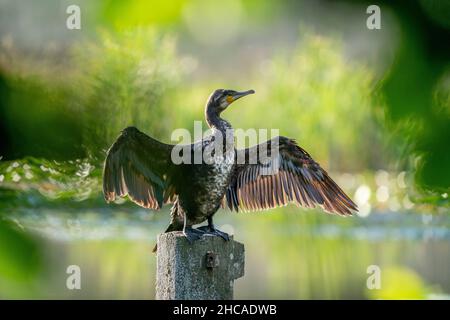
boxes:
[205,106,235,155]
[206,109,232,133]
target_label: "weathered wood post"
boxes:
[156,231,245,300]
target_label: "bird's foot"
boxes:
[197,225,230,241]
[183,226,206,244]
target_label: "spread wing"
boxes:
[103,126,177,209]
[224,136,357,215]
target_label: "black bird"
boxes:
[103,89,357,250]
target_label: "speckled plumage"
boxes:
[172,117,236,228]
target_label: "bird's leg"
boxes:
[197,216,230,241]
[183,218,205,244]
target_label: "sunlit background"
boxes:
[0,0,449,299]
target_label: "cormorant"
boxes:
[103,89,357,250]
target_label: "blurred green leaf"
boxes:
[0,219,40,281]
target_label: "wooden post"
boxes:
[156,231,245,300]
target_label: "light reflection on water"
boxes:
[4,208,450,299]
[12,209,450,242]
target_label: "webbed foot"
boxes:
[197,225,230,241]
[183,226,206,243]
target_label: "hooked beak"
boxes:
[228,89,255,103]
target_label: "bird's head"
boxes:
[206,89,255,113]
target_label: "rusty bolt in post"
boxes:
[205,251,219,269]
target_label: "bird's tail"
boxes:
[152,223,181,253]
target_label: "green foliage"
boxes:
[0,73,83,159]
[100,0,187,28]
[227,34,383,171]
[0,28,190,160]
[380,1,450,194]
[71,29,188,157]
[0,219,40,282]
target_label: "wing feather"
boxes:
[103,126,177,209]
[225,136,357,215]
